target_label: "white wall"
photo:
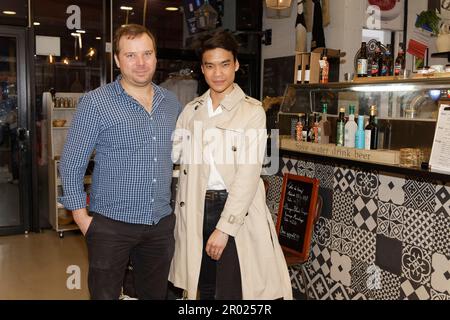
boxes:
[406,0,447,68]
[261,0,365,93]
[261,0,447,97]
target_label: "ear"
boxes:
[235,59,240,72]
[114,54,120,69]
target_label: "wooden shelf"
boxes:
[279,137,400,166]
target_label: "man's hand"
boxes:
[206,229,229,261]
[72,208,92,236]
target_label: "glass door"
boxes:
[0,26,30,235]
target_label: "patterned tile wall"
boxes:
[265,156,450,300]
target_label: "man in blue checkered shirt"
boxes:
[59,24,182,300]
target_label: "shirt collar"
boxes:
[197,83,245,111]
[113,75,165,99]
[113,75,166,111]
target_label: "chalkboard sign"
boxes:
[276,174,319,263]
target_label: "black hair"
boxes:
[198,30,239,62]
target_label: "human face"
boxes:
[114,33,157,88]
[201,48,239,98]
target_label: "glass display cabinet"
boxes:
[277,78,450,174]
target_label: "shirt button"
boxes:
[153,178,157,182]
[151,199,155,203]
[150,117,154,121]
[153,136,156,140]
[154,157,157,162]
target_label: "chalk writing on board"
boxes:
[276,174,319,261]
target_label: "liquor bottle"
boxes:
[381,45,393,76]
[377,42,385,77]
[365,105,379,150]
[319,103,330,144]
[302,114,310,142]
[310,113,320,143]
[355,115,365,150]
[357,42,369,77]
[295,115,303,142]
[371,42,382,77]
[307,114,314,142]
[336,107,345,147]
[320,56,329,83]
[394,44,405,76]
[344,105,358,148]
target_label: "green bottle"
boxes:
[336,107,345,146]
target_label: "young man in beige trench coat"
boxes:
[168,31,293,300]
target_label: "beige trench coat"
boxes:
[168,84,293,300]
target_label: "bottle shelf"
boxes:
[279,136,400,166]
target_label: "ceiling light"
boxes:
[165,7,179,11]
[265,0,292,9]
[76,30,86,33]
[96,37,101,40]
[120,6,133,11]
[2,11,17,15]
[33,22,41,26]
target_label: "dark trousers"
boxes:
[85,212,175,300]
[198,190,242,300]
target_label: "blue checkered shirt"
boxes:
[59,77,182,225]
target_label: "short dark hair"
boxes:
[114,24,157,55]
[199,30,239,62]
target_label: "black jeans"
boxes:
[85,212,175,300]
[198,190,242,300]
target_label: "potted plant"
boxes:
[415,9,450,53]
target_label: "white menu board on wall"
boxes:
[429,103,450,173]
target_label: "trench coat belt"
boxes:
[204,189,228,201]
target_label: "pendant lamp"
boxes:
[265,0,292,10]
[195,0,218,31]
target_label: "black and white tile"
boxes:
[354,196,378,232]
[354,169,379,199]
[313,216,331,247]
[330,250,352,287]
[350,258,375,299]
[308,272,332,300]
[430,252,450,295]
[377,201,404,241]
[281,157,298,175]
[264,175,283,204]
[401,244,432,286]
[332,191,354,226]
[296,160,315,178]
[378,173,405,205]
[310,243,332,277]
[432,212,450,257]
[373,269,401,300]
[403,177,436,213]
[289,264,306,297]
[430,288,450,300]
[403,207,435,251]
[435,184,450,219]
[318,187,333,219]
[328,282,353,300]
[375,234,402,276]
[330,221,354,256]
[400,278,430,300]
[333,167,355,193]
[315,162,334,189]
[352,228,376,264]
